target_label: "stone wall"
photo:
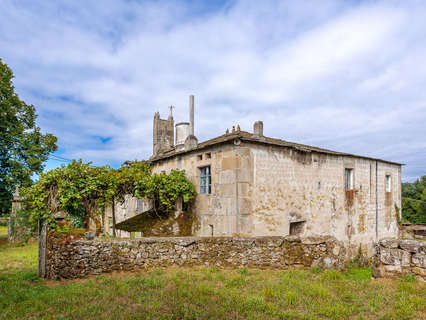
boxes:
[399,224,426,240]
[43,234,346,279]
[150,137,401,259]
[372,238,425,281]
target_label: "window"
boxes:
[136,198,144,212]
[385,175,392,205]
[290,221,305,236]
[385,175,391,192]
[345,168,354,190]
[206,152,211,159]
[200,166,211,194]
[197,154,203,161]
[345,168,354,206]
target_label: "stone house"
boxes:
[110,96,402,257]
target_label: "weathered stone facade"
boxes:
[148,132,401,258]
[113,98,402,259]
[372,238,425,281]
[42,233,346,279]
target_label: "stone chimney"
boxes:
[253,121,263,137]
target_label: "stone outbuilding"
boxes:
[112,96,402,258]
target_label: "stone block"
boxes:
[384,265,402,273]
[401,250,411,267]
[379,238,399,248]
[237,183,250,197]
[399,240,421,253]
[219,170,236,184]
[238,197,252,215]
[284,235,301,243]
[221,157,240,170]
[236,168,251,183]
[412,253,425,268]
[218,183,236,197]
[379,248,403,265]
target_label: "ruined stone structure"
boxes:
[8,186,31,242]
[115,96,402,258]
[41,233,346,279]
[372,238,425,281]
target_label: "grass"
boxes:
[0,225,8,237]
[0,235,425,319]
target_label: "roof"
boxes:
[149,130,403,166]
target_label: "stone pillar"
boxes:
[38,220,47,278]
[8,186,22,242]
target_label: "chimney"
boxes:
[253,121,263,137]
[189,95,194,135]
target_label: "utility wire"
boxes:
[49,154,73,162]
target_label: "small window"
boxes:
[206,152,211,159]
[200,166,211,194]
[290,221,305,236]
[136,198,144,212]
[345,168,354,190]
[197,154,203,161]
[385,175,391,192]
[345,168,354,206]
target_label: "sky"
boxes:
[1,0,425,181]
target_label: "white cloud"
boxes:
[0,0,425,181]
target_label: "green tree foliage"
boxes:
[21,160,196,230]
[0,58,57,216]
[402,175,426,224]
[22,160,113,228]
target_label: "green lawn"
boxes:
[0,235,425,320]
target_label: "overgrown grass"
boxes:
[0,240,425,320]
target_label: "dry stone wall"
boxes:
[43,234,346,279]
[372,238,425,281]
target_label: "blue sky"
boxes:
[1,0,425,181]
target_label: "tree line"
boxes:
[402,175,426,224]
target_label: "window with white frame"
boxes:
[386,175,391,192]
[345,168,354,190]
[200,166,211,194]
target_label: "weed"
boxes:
[310,266,322,274]
[320,270,343,281]
[238,267,249,275]
[284,291,298,306]
[401,274,416,283]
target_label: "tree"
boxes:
[0,58,57,215]
[402,175,426,224]
[22,160,197,232]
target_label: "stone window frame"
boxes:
[199,165,211,195]
[344,167,355,206]
[385,172,392,206]
[344,167,354,190]
[385,174,391,192]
